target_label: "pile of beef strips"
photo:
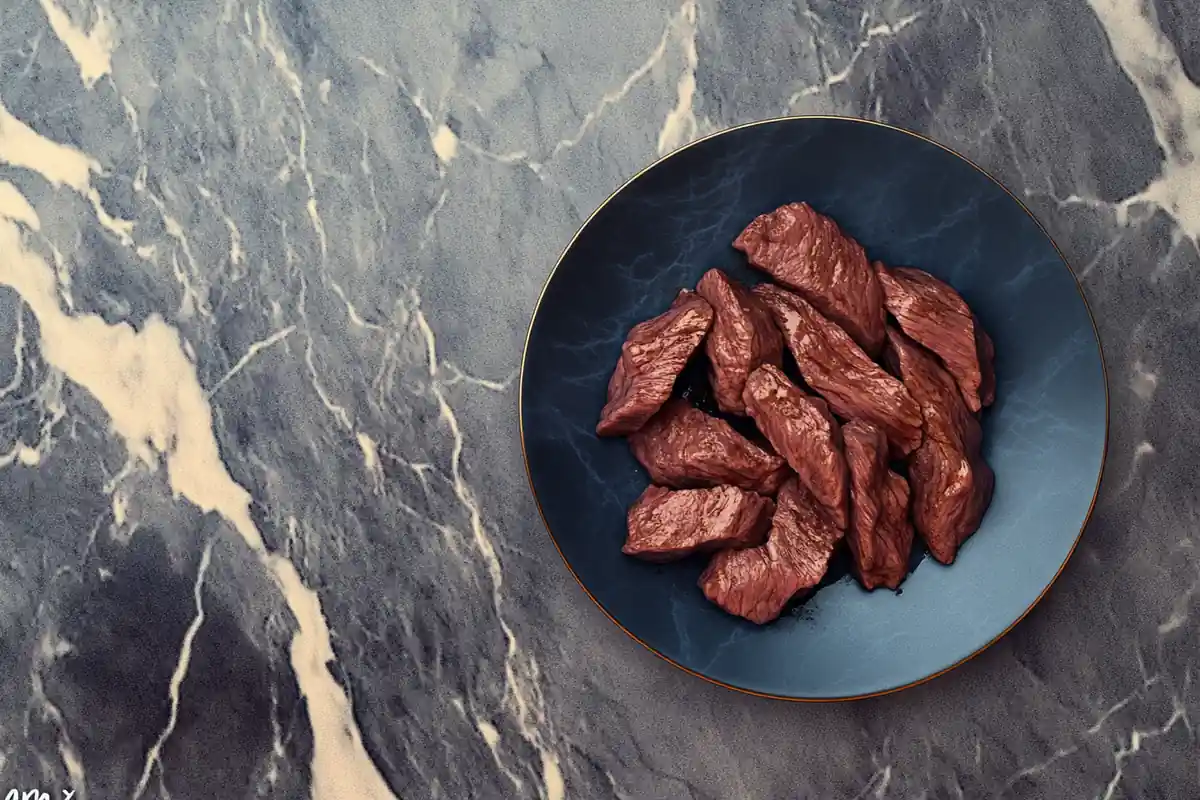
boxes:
[596,203,995,624]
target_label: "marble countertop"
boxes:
[0,0,1196,798]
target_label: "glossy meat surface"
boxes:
[884,328,994,564]
[754,284,922,457]
[734,202,886,355]
[623,485,774,562]
[695,268,784,414]
[875,262,996,412]
[596,290,714,436]
[742,364,848,528]
[699,479,844,624]
[842,420,915,590]
[628,400,790,495]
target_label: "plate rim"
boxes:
[517,114,1110,702]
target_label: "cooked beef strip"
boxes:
[629,399,790,496]
[734,202,886,355]
[875,262,996,412]
[975,324,996,410]
[596,290,714,437]
[699,478,844,624]
[754,284,923,457]
[842,420,915,591]
[742,364,848,528]
[695,268,784,415]
[884,327,994,564]
[623,484,774,562]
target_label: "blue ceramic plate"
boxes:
[519,117,1107,700]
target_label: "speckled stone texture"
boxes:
[0,1,1195,798]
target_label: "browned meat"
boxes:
[670,288,700,309]
[699,479,844,624]
[596,291,714,437]
[629,399,790,495]
[884,328,994,564]
[754,284,923,457]
[842,420,915,591]
[734,202,886,355]
[623,485,774,562]
[976,325,996,409]
[695,268,784,414]
[742,364,848,528]
[875,262,996,412]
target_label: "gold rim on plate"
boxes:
[517,115,1110,702]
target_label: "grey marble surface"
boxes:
[0,0,1196,798]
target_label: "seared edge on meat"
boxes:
[842,420,915,590]
[883,327,994,564]
[755,284,923,457]
[734,202,886,355]
[875,262,996,412]
[624,484,774,562]
[629,399,791,496]
[596,290,714,437]
[699,478,843,624]
[696,268,784,415]
[742,364,848,528]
